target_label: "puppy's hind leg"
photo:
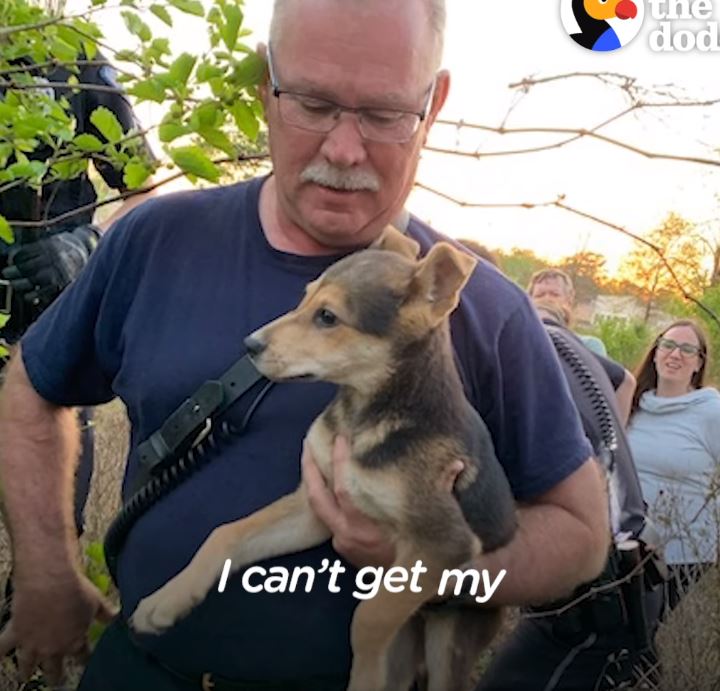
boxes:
[347,494,483,691]
[423,606,503,691]
[385,615,426,691]
[131,486,330,634]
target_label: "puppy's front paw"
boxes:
[130,581,195,634]
[347,664,386,691]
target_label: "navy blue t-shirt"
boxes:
[22,177,591,681]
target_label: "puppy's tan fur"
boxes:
[131,227,517,691]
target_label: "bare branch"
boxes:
[413,182,720,329]
[507,72,715,106]
[0,79,124,95]
[7,154,270,231]
[0,59,136,80]
[427,120,720,167]
[0,4,111,39]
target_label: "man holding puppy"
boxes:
[0,0,608,688]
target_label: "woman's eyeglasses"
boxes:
[656,337,702,357]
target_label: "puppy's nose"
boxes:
[244,334,267,357]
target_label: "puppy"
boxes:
[131,227,517,691]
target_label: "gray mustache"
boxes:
[300,162,380,192]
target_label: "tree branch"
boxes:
[413,182,720,329]
[7,154,269,231]
[0,79,123,95]
[427,120,720,167]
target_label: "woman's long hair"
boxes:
[630,319,709,419]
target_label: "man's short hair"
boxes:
[269,0,447,71]
[527,268,575,300]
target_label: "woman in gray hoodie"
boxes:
[628,319,720,612]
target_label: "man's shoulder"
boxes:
[133,177,259,219]
[407,217,531,338]
[107,177,262,240]
[407,217,528,310]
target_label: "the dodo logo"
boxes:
[561,0,645,51]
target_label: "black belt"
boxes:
[125,623,347,691]
[156,662,347,691]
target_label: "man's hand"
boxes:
[2,224,100,310]
[0,568,116,685]
[302,436,464,569]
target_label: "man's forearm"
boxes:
[0,350,81,579]
[474,459,610,606]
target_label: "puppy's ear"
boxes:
[410,243,477,324]
[371,225,420,260]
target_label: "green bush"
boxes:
[585,317,653,371]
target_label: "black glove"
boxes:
[2,224,101,310]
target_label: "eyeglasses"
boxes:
[266,44,436,144]
[656,337,702,357]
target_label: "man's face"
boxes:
[530,277,572,309]
[261,0,448,249]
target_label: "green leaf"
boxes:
[57,25,85,52]
[230,100,259,141]
[191,101,220,129]
[198,126,235,157]
[0,102,13,121]
[90,106,125,143]
[115,50,138,63]
[128,78,166,103]
[196,61,225,82]
[88,621,107,645]
[169,146,220,182]
[51,158,88,181]
[121,10,153,42]
[0,344,9,358]
[221,4,243,51]
[49,36,78,63]
[150,38,171,56]
[73,19,104,39]
[167,0,205,17]
[13,115,49,139]
[13,138,40,154]
[8,159,46,181]
[0,215,14,244]
[85,542,105,564]
[94,572,111,595]
[158,122,189,142]
[168,53,196,87]
[73,133,104,152]
[150,3,173,26]
[230,52,266,90]
[83,38,98,61]
[0,144,12,169]
[123,160,152,189]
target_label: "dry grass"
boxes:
[0,402,718,690]
[655,567,720,691]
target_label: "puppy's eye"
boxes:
[314,308,339,328]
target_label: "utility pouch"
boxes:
[642,548,669,588]
[587,589,627,635]
[618,540,652,652]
